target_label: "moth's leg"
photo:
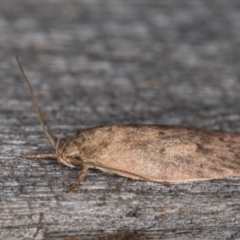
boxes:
[22,153,57,159]
[33,213,44,240]
[67,165,89,193]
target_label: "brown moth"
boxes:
[16,57,240,192]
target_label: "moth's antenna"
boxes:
[16,56,56,150]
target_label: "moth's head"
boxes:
[56,140,83,168]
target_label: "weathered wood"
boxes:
[1,0,240,239]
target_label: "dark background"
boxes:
[1,0,240,239]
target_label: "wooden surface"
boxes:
[1,0,240,239]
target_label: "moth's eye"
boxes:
[69,154,83,164]
[74,156,81,161]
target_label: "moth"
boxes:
[16,57,240,192]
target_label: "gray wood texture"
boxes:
[1,0,240,239]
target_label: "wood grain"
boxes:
[1,0,240,239]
